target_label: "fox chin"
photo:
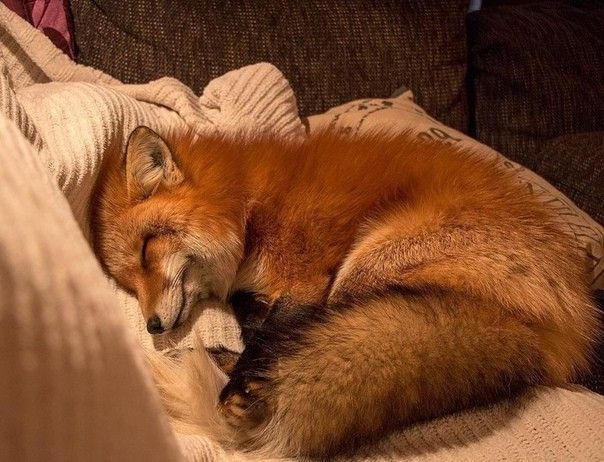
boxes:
[91,125,600,458]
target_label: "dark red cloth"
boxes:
[2,0,75,57]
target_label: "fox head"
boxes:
[91,126,246,334]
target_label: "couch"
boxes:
[1,0,603,460]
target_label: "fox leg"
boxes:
[218,296,325,431]
[204,292,273,375]
[205,292,273,375]
[213,282,327,375]
[229,290,272,344]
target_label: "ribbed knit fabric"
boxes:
[0,114,185,461]
[1,4,604,462]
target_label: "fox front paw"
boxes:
[219,296,322,431]
[218,374,272,429]
[217,315,281,430]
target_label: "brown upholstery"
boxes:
[468,2,604,170]
[534,132,604,226]
[69,0,470,131]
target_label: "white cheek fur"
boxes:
[163,251,188,286]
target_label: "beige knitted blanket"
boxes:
[1,5,603,461]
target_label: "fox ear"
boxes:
[125,126,184,200]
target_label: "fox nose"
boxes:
[146,315,164,334]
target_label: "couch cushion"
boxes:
[69,0,470,131]
[534,132,604,226]
[468,2,604,170]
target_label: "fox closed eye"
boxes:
[141,234,154,269]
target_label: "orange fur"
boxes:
[91,127,600,457]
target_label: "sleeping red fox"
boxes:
[91,126,599,457]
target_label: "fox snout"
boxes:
[139,253,219,335]
[146,314,164,334]
[138,253,195,335]
[139,280,189,335]
[140,286,194,335]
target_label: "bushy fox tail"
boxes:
[235,290,597,457]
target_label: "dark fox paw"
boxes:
[218,372,272,429]
[217,315,281,429]
[219,296,323,430]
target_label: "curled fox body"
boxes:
[91,127,599,457]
